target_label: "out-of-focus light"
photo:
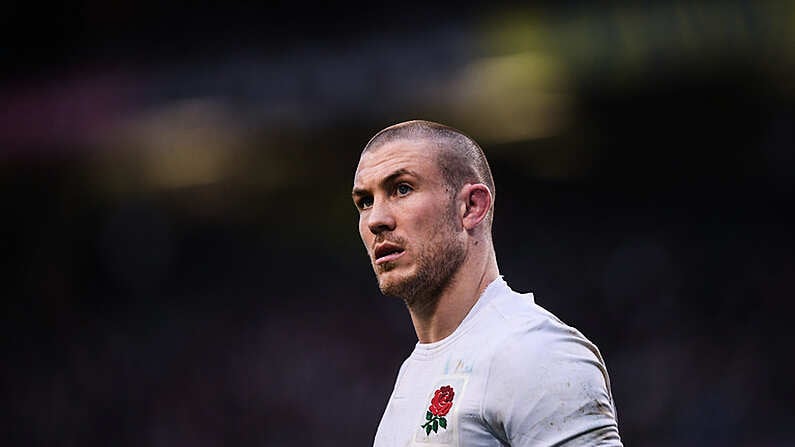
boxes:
[0,73,137,152]
[483,1,795,85]
[443,51,571,144]
[138,100,239,188]
[97,99,244,190]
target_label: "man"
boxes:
[352,120,622,446]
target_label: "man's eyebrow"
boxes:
[352,168,419,197]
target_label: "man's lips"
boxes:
[374,243,405,265]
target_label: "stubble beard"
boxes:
[374,212,467,315]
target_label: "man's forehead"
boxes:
[355,139,439,176]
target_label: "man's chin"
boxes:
[377,272,412,298]
[377,278,401,297]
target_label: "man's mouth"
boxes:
[374,243,405,265]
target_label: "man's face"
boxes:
[352,139,467,304]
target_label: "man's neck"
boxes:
[408,253,499,344]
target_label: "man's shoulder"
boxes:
[485,284,581,341]
[481,284,604,371]
[479,287,621,446]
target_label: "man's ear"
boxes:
[460,183,492,230]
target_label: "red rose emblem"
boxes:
[429,385,455,416]
[421,385,455,435]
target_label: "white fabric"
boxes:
[373,277,622,446]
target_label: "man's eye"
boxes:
[396,184,412,196]
[358,197,373,209]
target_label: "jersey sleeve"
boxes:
[481,319,623,446]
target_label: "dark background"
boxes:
[2,1,794,445]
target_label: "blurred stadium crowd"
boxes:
[2,1,794,445]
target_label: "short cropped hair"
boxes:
[363,120,496,226]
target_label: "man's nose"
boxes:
[367,200,396,235]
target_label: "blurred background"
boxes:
[2,0,794,445]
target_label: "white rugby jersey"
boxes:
[373,277,622,447]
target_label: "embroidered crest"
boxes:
[421,385,455,435]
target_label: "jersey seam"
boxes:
[478,318,516,444]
